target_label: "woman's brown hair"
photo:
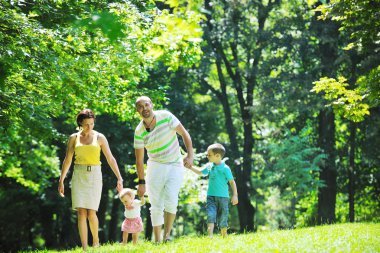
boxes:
[76,109,95,127]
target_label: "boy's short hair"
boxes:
[119,188,135,200]
[207,143,226,157]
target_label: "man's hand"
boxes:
[183,155,194,169]
[137,184,146,197]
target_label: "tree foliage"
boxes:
[0,0,203,250]
[312,76,370,122]
[312,0,380,121]
[0,0,203,192]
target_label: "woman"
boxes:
[58,109,123,250]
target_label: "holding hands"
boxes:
[117,179,123,193]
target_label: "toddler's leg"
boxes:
[132,232,139,244]
[122,232,129,245]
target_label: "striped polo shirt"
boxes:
[134,110,182,164]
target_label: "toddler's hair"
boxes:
[207,143,226,157]
[119,188,135,201]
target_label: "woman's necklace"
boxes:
[145,115,155,132]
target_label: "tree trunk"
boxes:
[317,109,337,224]
[144,203,153,240]
[236,112,255,232]
[314,0,339,225]
[98,188,109,243]
[108,198,121,242]
[348,122,356,222]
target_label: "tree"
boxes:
[311,0,380,223]
[0,0,203,250]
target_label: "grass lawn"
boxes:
[23,223,380,253]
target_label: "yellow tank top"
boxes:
[74,131,101,165]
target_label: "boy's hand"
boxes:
[231,195,238,205]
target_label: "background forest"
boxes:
[0,0,379,252]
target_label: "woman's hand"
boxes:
[116,179,123,192]
[58,180,65,197]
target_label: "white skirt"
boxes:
[71,165,102,211]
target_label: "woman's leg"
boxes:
[77,208,88,250]
[87,209,99,246]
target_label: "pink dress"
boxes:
[121,199,143,233]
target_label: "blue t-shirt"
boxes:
[201,162,234,198]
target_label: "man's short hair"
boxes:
[135,96,152,107]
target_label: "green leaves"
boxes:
[75,12,125,43]
[312,77,370,122]
[0,0,204,192]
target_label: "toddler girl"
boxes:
[119,188,145,244]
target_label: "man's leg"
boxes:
[163,164,184,241]
[153,225,162,243]
[146,161,166,243]
[163,211,176,240]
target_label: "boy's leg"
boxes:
[122,232,129,245]
[218,197,230,238]
[220,227,227,237]
[132,233,139,244]
[207,223,215,237]
[206,196,217,237]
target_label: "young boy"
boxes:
[187,143,238,237]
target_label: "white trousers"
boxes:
[146,160,184,226]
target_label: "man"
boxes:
[133,96,194,242]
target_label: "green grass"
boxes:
[24,223,380,253]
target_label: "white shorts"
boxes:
[146,160,184,226]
